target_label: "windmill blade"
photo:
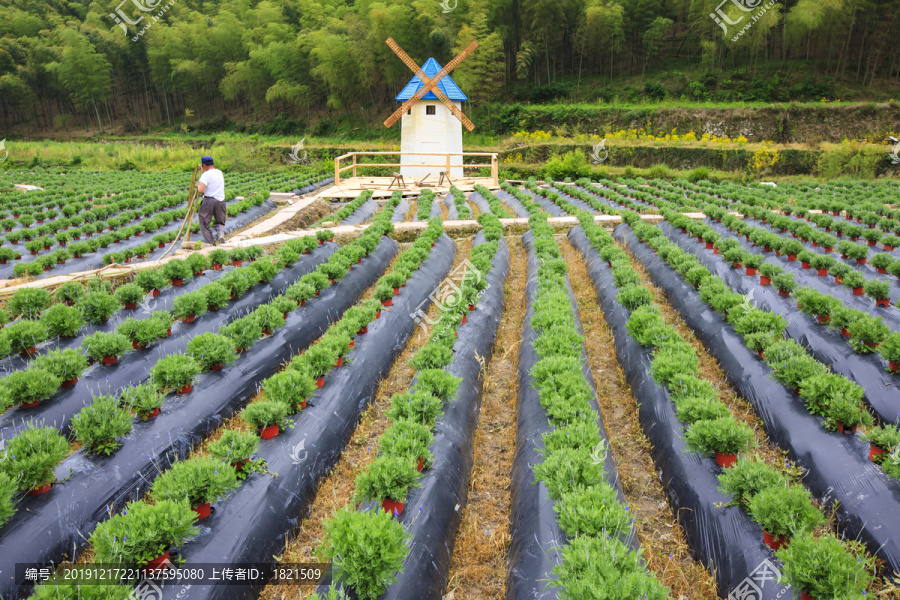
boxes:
[385,39,475,131]
[384,40,478,128]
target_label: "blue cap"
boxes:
[201,156,214,165]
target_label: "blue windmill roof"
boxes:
[395,58,468,102]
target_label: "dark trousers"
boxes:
[198,197,226,243]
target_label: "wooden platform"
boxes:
[315,176,501,200]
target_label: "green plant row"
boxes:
[472,184,513,219]
[512,191,667,597]
[448,186,472,220]
[416,189,436,221]
[315,190,373,227]
[318,215,503,599]
[629,222,900,484]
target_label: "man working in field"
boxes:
[196,156,226,245]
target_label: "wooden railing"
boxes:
[333,151,499,186]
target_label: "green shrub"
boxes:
[118,317,167,347]
[40,303,85,338]
[31,348,88,382]
[717,458,788,505]
[151,354,200,391]
[863,424,900,452]
[872,253,895,271]
[0,426,69,492]
[113,283,144,306]
[222,316,262,351]
[208,429,260,465]
[71,395,133,455]
[555,483,631,539]
[262,369,318,412]
[89,499,197,565]
[77,291,119,324]
[30,577,132,599]
[286,281,316,304]
[378,420,434,470]
[748,484,824,537]
[135,269,168,293]
[4,319,48,353]
[120,383,164,419]
[844,271,866,289]
[733,310,787,337]
[54,281,84,303]
[354,454,421,503]
[385,391,443,425]
[253,304,286,333]
[548,535,669,600]
[847,316,890,353]
[318,508,408,600]
[1,368,61,408]
[186,252,209,275]
[533,446,605,500]
[684,416,754,456]
[162,259,192,282]
[864,279,890,303]
[616,285,653,311]
[776,533,874,599]
[409,343,454,370]
[649,342,698,385]
[416,369,461,400]
[82,331,130,361]
[172,291,207,320]
[186,332,237,371]
[674,395,730,424]
[881,333,900,371]
[767,351,826,389]
[240,399,289,429]
[772,272,795,293]
[150,456,238,506]
[9,288,52,319]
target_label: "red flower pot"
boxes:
[315,290,320,296]
[870,444,887,461]
[853,287,864,296]
[857,258,867,265]
[299,400,307,410]
[27,483,52,496]
[262,329,272,336]
[124,302,138,309]
[316,376,325,388]
[382,498,405,516]
[876,299,891,308]
[469,304,476,312]
[762,530,790,550]
[145,407,160,419]
[733,264,743,269]
[381,299,392,307]
[760,276,771,286]
[62,377,79,387]
[787,254,797,261]
[193,502,211,519]
[868,240,876,246]
[171,279,184,286]
[233,458,249,472]
[801,262,811,269]
[815,268,829,277]
[461,314,467,324]
[715,452,737,468]
[886,244,895,251]
[745,267,757,276]
[357,327,368,335]
[842,327,851,338]
[210,363,224,371]
[705,242,714,249]
[877,267,888,274]
[392,287,400,296]
[182,315,197,323]
[143,550,170,571]
[166,328,172,337]
[835,276,844,284]
[334,356,343,368]
[102,355,118,365]
[232,260,242,267]
[259,424,279,439]
[811,241,819,247]
[757,350,765,359]
[318,239,324,245]
[836,422,857,435]
[20,400,41,408]
[889,361,900,374]
[817,314,831,325]
[714,248,721,254]
[159,243,166,249]
[177,383,193,394]
[300,299,306,306]
[778,289,790,297]
[417,457,424,472]
[132,341,147,350]
[823,247,833,253]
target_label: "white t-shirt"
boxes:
[199,168,225,201]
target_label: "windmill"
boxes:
[384,38,478,180]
